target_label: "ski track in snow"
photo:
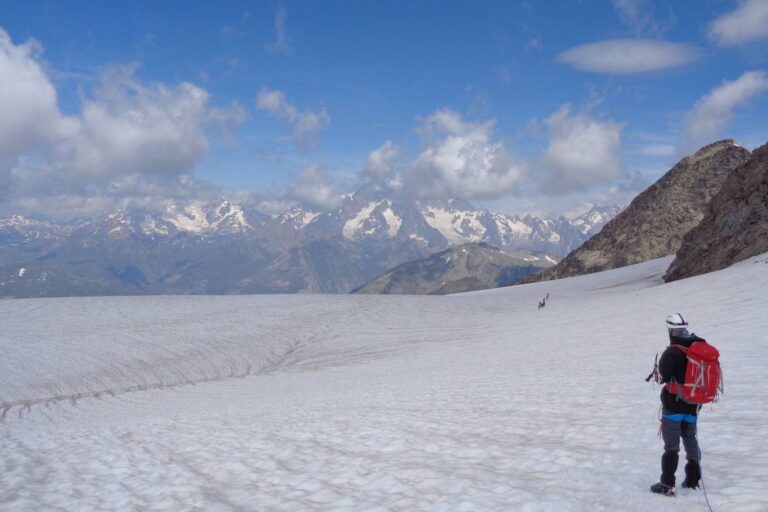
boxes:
[2,254,768,511]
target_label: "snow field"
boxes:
[2,254,768,511]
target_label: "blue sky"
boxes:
[1,0,767,219]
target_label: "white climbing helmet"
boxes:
[665,313,689,330]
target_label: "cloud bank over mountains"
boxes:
[2,0,767,223]
[358,107,626,205]
[1,24,633,219]
[284,165,342,211]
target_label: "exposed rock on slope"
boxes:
[665,142,768,282]
[520,140,751,284]
[353,243,554,295]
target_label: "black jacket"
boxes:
[659,331,704,415]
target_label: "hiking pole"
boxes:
[645,353,659,382]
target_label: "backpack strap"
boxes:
[666,379,683,396]
[665,345,689,396]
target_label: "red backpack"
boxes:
[665,341,723,404]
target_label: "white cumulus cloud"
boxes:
[709,0,768,46]
[285,164,342,210]
[403,109,525,200]
[256,88,330,148]
[0,29,71,182]
[0,27,246,216]
[541,105,624,194]
[363,140,400,181]
[54,65,241,180]
[558,39,699,74]
[685,71,768,147]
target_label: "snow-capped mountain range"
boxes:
[0,194,621,296]
[0,215,66,242]
[66,200,269,239]
[285,194,620,257]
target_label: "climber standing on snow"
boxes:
[650,313,721,497]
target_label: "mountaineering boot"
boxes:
[681,479,699,489]
[682,460,701,489]
[650,482,675,496]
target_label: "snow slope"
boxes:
[2,253,768,511]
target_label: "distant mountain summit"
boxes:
[163,200,267,235]
[353,243,555,295]
[665,141,768,282]
[520,140,751,284]
[76,201,267,240]
[568,205,624,236]
[0,215,66,247]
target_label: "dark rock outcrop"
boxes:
[519,140,751,284]
[665,142,768,282]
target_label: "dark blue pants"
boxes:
[660,411,701,487]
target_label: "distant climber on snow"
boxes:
[649,313,722,497]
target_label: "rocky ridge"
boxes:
[353,243,555,295]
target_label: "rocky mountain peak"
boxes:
[276,207,320,230]
[686,139,740,165]
[207,200,254,234]
[160,200,259,235]
[520,140,752,284]
[341,199,402,240]
[665,141,768,282]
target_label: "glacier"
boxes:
[1,253,767,511]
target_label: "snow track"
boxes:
[2,255,768,511]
